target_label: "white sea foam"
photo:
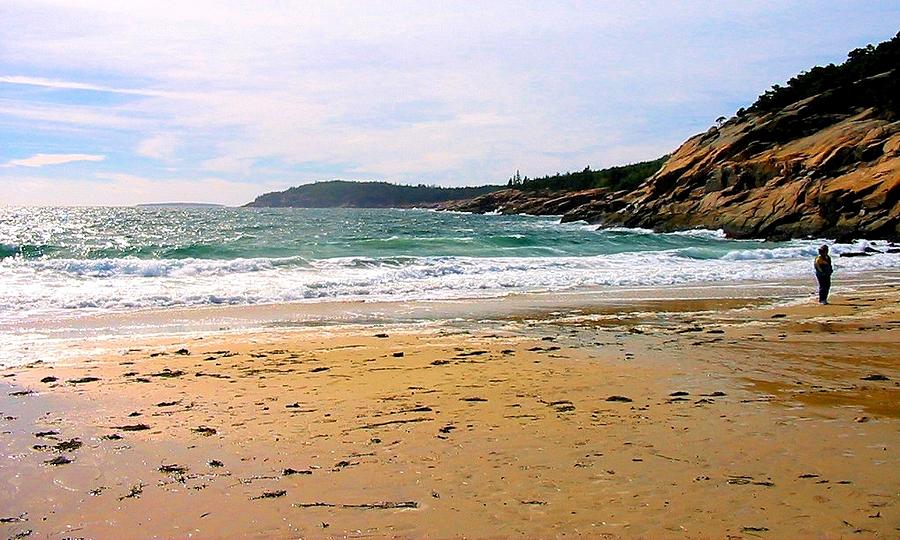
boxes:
[1,243,898,325]
[599,226,657,235]
[666,228,728,240]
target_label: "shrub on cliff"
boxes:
[511,157,667,193]
[748,32,900,116]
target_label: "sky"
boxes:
[1,1,898,206]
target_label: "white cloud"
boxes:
[137,134,178,160]
[1,172,288,206]
[1,0,898,202]
[5,153,106,167]
[0,75,179,97]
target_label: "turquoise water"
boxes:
[0,206,897,322]
[0,206,771,260]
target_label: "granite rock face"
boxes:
[437,76,899,240]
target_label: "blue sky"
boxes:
[1,1,898,206]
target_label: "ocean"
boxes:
[1,206,898,326]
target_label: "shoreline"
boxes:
[2,269,898,367]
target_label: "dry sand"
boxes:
[1,281,898,539]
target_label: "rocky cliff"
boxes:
[436,37,900,241]
[438,79,898,240]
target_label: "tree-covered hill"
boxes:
[244,180,504,208]
[506,156,667,193]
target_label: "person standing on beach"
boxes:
[814,245,833,304]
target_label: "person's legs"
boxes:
[818,275,831,304]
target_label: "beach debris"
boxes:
[9,529,33,539]
[175,348,190,355]
[33,430,59,438]
[798,473,819,478]
[457,350,488,357]
[284,403,316,412]
[34,439,82,452]
[282,468,312,476]
[309,366,330,372]
[159,464,188,475]
[195,372,231,379]
[251,490,286,500]
[128,411,142,417]
[861,374,889,381]
[207,460,224,468]
[546,400,575,413]
[67,376,100,384]
[669,391,690,397]
[854,416,870,423]
[88,486,107,496]
[392,352,404,357]
[461,396,487,402]
[333,460,356,470]
[293,501,418,509]
[675,325,704,333]
[150,369,185,378]
[115,423,151,431]
[156,400,180,407]
[8,390,34,396]
[39,376,57,383]
[54,439,83,452]
[771,313,787,319]
[374,333,389,338]
[430,359,451,365]
[238,474,280,485]
[0,513,27,523]
[397,406,432,413]
[101,433,123,440]
[702,391,727,397]
[359,417,432,430]
[192,426,217,436]
[605,395,633,403]
[521,500,548,505]
[741,526,769,533]
[44,455,72,466]
[119,482,144,500]
[727,475,774,486]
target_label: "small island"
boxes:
[135,202,227,208]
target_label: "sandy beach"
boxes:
[1,276,898,539]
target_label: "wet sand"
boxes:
[1,281,898,538]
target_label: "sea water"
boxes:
[1,206,898,325]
